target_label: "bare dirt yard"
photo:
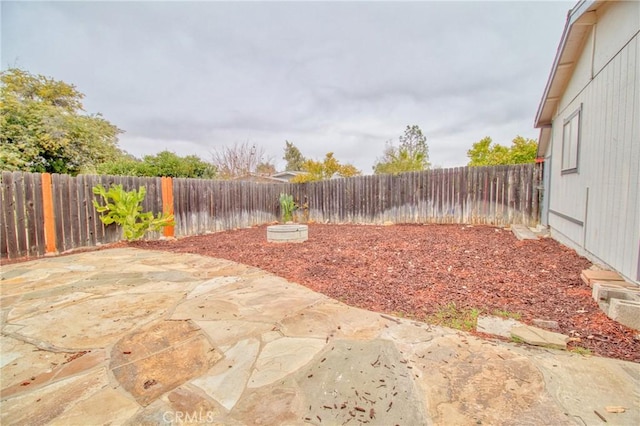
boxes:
[133,224,637,362]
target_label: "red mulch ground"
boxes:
[133,224,639,363]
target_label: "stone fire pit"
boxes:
[267,224,308,243]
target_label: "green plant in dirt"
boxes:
[92,184,174,241]
[279,193,296,222]
[511,335,524,344]
[429,302,480,332]
[570,346,592,356]
[493,309,522,320]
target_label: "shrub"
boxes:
[92,184,174,241]
[279,193,296,222]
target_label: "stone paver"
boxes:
[476,315,523,337]
[295,339,428,425]
[191,338,260,410]
[532,318,560,330]
[49,387,140,426]
[1,247,639,425]
[10,292,183,350]
[581,269,625,286]
[1,367,110,425]
[110,321,222,406]
[511,324,570,350]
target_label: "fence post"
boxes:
[162,177,175,237]
[41,173,57,254]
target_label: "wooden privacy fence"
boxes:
[1,164,542,260]
[0,173,167,260]
[285,164,541,227]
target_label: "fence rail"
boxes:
[1,164,541,260]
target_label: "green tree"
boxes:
[1,68,122,174]
[98,150,217,178]
[292,152,360,183]
[96,153,143,176]
[467,137,496,166]
[283,140,305,171]
[509,136,538,164]
[467,136,537,166]
[373,125,430,175]
[142,151,216,178]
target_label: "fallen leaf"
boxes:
[605,406,625,413]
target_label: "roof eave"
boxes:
[534,0,600,129]
[536,126,552,158]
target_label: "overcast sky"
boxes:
[2,0,574,173]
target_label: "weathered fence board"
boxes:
[13,173,28,257]
[1,164,541,260]
[1,172,45,259]
[2,173,18,258]
[0,177,7,259]
[23,173,39,257]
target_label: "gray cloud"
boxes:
[2,0,574,172]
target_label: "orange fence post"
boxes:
[41,173,57,253]
[162,177,175,237]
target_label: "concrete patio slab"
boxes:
[1,247,639,425]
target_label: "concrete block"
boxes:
[608,299,640,331]
[532,225,550,238]
[511,325,569,350]
[592,282,640,304]
[592,280,640,290]
[511,224,537,241]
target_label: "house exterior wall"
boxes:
[547,1,640,283]
[592,1,640,74]
[561,23,594,111]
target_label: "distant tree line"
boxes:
[97,151,217,178]
[2,69,537,181]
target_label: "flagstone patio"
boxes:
[1,248,638,425]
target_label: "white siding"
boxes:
[561,25,594,112]
[584,34,640,282]
[593,1,640,75]
[548,4,640,283]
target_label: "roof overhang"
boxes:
[534,0,604,158]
